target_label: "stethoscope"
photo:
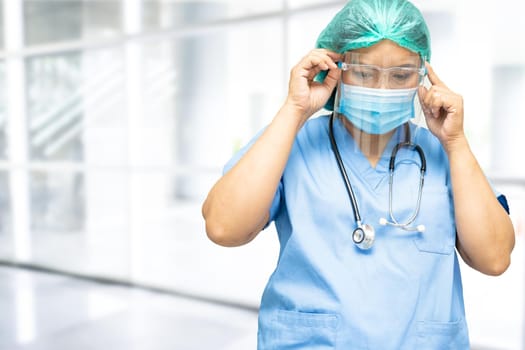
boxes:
[328,113,427,250]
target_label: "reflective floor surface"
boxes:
[0,265,258,350]
[1,259,523,350]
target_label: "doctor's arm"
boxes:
[419,63,515,276]
[202,49,341,247]
[447,138,514,276]
[202,104,301,247]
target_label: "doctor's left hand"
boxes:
[418,63,466,152]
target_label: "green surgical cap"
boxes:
[315,0,431,110]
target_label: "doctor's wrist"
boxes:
[443,134,470,158]
[278,102,312,129]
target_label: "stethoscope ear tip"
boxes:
[417,225,426,232]
[379,218,388,226]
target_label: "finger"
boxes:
[425,62,448,89]
[425,89,445,118]
[422,86,445,118]
[310,50,340,70]
[313,48,343,62]
[303,52,341,82]
[305,64,325,81]
[437,94,460,114]
[321,50,344,65]
[292,60,323,83]
[302,54,328,71]
[322,65,341,90]
[425,88,460,118]
[300,53,335,77]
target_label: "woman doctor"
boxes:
[202,0,515,348]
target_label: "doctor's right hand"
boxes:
[284,49,342,122]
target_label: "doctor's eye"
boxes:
[390,70,418,84]
[347,65,378,81]
[391,71,414,81]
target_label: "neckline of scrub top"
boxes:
[331,116,407,192]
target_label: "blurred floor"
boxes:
[0,262,522,350]
[0,265,258,350]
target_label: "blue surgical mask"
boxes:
[338,84,418,135]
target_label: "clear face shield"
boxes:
[333,51,427,161]
[328,51,429,243]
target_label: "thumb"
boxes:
[321,67,341,91]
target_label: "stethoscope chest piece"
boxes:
[352,224,375,250]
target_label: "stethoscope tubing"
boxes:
[328,113,363,224]
[328,113,427,243]
[387,141,426,228]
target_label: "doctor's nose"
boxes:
[376,73,389,89]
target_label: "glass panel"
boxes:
[26,52,83,161]
[26,48,127,165]
[132,20,283,302]
[287,0,328,9]
[0,172,13,259]
[287,6,342,67]
[142,0,283,31]
[124,39,177,169]
[0,0,4,50]
[132,172,279,305]
[30,171,84,233]
[24,0,122,46]
[0,60,6,159]
[490,66,525,175]
[29,171,130,279]
[171,20,284,200]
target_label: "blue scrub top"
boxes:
[224,115,477,349]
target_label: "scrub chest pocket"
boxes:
[412,189,456,255]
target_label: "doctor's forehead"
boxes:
[349,40,420,66]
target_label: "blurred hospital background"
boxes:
[0,0,523,349]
